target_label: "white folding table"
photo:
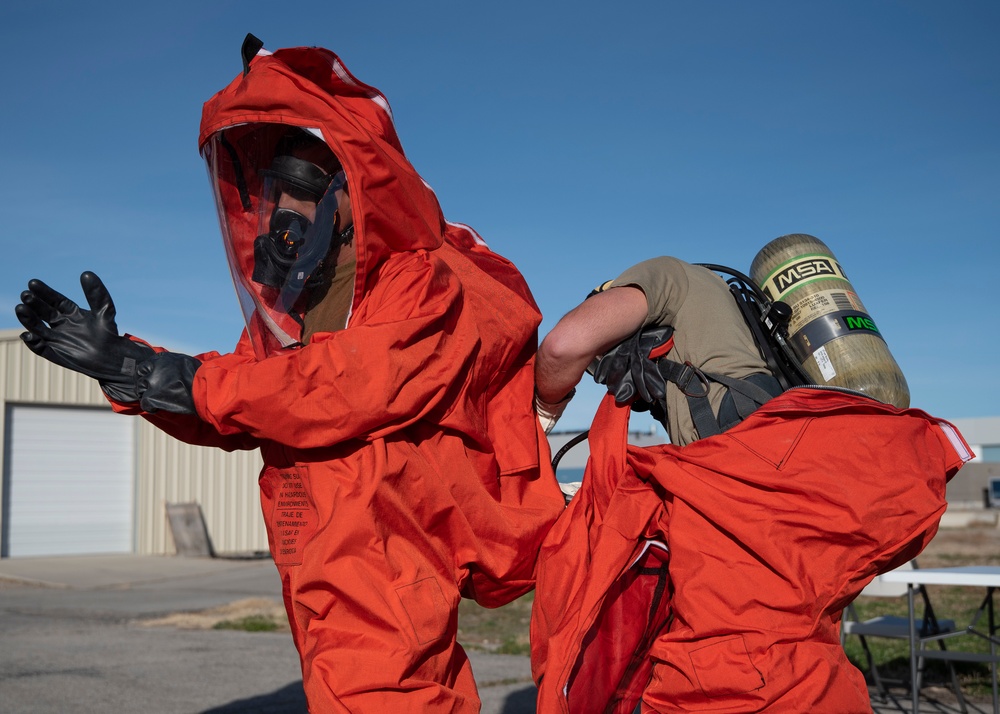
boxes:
[881,566,1000,713]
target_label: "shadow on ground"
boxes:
[500,685,537,713]
[198,680,541,713]
[201,681,307,713]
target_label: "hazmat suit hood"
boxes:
[200,40,448,358]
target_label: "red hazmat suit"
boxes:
[531,388,971,714]
[112,45,564,712]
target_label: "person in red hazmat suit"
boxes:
[15,35,564,712]
[530,256,973,713]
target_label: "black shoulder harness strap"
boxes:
[655,360,784,440]
[696,263,811,393]
[589,264,812,442]
[654,263,813,439]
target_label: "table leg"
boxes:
[990,587,998,714]
[908,584,919,713]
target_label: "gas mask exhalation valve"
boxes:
[252,207,312,288]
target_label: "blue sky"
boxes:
[1,1,997,432]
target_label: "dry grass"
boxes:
[138,597,289,632]
[132,522,1000,702]
[458,593,534,655]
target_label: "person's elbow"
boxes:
[538,323,595,368]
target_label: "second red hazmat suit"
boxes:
[112,41,564,711]
[531,388,972,713]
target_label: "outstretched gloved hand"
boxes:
[15,272,204,414]
[15,272,154,403]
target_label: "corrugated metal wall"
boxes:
[1,329,267,556]
[135,427,266,555]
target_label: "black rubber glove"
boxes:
[592,326,674,409]
[137,352,202,414]
[15,272,155,402]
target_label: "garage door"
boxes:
[4,405,135,557]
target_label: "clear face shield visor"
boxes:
[202,126,350,359]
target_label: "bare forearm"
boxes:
[535,347,590,405]
[535,286,649,403]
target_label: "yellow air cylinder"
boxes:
[750,233,910,408]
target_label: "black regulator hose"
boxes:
[551,430,590,473]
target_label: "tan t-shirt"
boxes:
[302,254,357,342]
[608,256,768,446]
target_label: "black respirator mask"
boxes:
[252,154,351,292]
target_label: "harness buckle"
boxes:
[676,362,710,398]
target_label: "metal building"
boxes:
[939,416,1000,509]
[0,329,267,558]
[7,318,997,557]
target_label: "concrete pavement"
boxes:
[0,554,533,714]
[0,554,990,713]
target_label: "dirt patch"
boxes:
[130,522,1000,641]
[137,597,289,631]
[920,522,1000,567]
[458,592,533,654]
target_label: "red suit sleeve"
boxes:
[191,252,472,448]
[104,337,261,451]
